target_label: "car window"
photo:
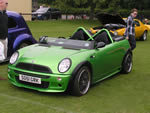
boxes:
[50,8,55,12]
[8,17,17,28]
[53,9,59,11]
[134,20,140,26]
[48,8,51,11]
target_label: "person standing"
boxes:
[0,0,8,61]
[125,8,138,50]
[144,18,149,24]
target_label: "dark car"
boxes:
[32,7,61,20]
[0,11,37,63]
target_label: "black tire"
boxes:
[49,14,52,19]
[72,66,91,96]
[18,41,31,50]
[122,52,133,74]
[43,16,48,20]
[140,31,147,41]
[55,16,58,20]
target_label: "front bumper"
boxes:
[8,66,71,93]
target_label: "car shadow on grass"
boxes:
[11,85,72,97]
[8,72,126,97]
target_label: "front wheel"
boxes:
[140,31,147,41]
[122,53,133,74]
[72,66,91,96]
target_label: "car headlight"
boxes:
[114,31,118,36]
[58,58,71,73]
[10,52,19,64]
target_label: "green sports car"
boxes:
[8,27,133,96]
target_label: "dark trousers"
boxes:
[128,35,136,50]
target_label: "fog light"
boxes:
[57,77,62,81]
[58,84,62,87]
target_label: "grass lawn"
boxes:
[0,20,150,113]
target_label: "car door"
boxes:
[92,41,125,82]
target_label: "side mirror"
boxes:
[96,42,106,48]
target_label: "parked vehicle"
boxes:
[32,7,61,20]
[8,27,132,96]
[0,11,36,63]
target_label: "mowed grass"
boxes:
[0,20,150,113]
[28,20,99,39]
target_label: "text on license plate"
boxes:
[19,74,41,84]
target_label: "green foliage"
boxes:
[37,0,55,4]
[27,20,99,38]
[36,0,150,19]
[119,9,130,17]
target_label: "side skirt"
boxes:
[92,69,121,85]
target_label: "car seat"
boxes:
[70,27,92,40]
[93,31,111,44]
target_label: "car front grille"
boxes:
[16,62,52,74]
[15,70,50,89]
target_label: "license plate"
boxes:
[19,74,41,84]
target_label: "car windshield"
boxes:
[36,8,48,13]
[41,38,94,49]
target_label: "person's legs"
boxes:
[129,35,136,50]
[4,38,8,58]
[0,38,7,59]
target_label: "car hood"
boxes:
[18,44,87,71]
[96,13,126,25]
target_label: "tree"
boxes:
[37,0,150,20]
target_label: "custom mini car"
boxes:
[91,13,149,41]
[0,11,36,63]
[32,7,61,20]
[8,27,132,96]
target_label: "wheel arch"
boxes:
[122,49,132,63]
[71,61,93,80]
[143,30,148,35]
[13,34,36,50]
[66,61,93,91]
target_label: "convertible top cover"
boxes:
[40,37,95,49]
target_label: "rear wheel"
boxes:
[49,14,52,19]
[122,53,133,74]
[72,66,91,96]
[43,16,48,20]
[140,31,147,41]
